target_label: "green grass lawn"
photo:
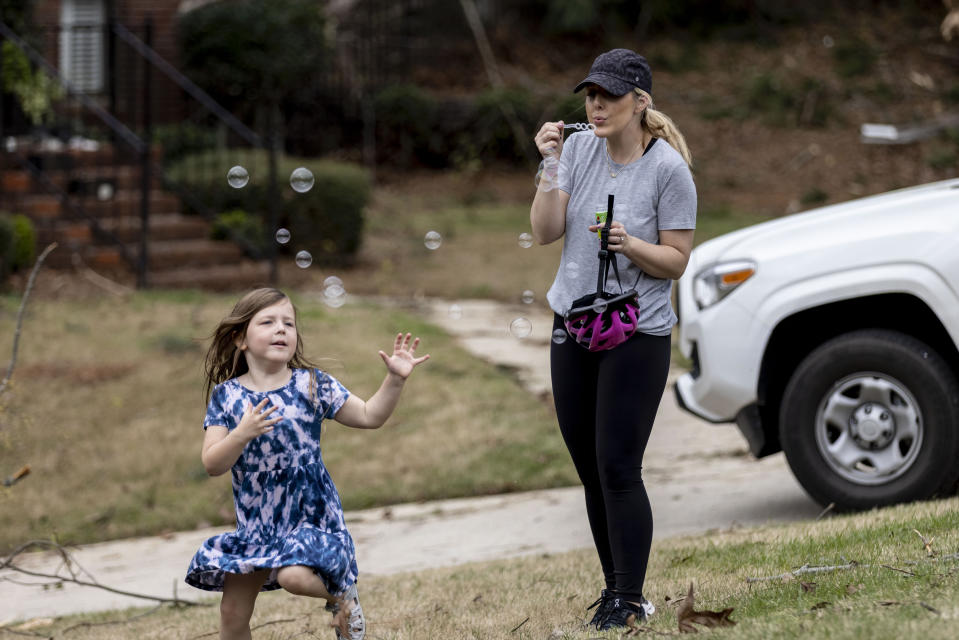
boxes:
[0,290,576,553]
[12,495,959,638]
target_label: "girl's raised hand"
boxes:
[234,398,283,442]
[379,333,430,379]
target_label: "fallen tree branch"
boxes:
[70,253,133,297]
[748,552,959,583]
[0,540,207,608]
[747,562,863,583]
[0,243,57,398]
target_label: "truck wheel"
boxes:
[779,329,959,511]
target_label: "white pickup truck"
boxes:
[674,178,959,511]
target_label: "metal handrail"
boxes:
[110,20,263,148]
[0,19,146,154]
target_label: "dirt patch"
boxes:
[17,362,138,385]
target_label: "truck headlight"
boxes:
[693,260,756,310]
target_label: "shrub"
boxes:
[374,84,441,167]
[153,123,219,164]
[171,155,371,264]
[210,209,269,257]
[0,212,37,283]
[286,161,370,264]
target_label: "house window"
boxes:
[59,0,106,93]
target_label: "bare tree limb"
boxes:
[458,0,536,164]
[0,540,207,608]
[0,243,57,398]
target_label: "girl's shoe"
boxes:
[325,583,366,640]
[596,595,648,631]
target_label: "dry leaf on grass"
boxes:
[801,581,817,593]
[914,529,936,557]
[677,583,735,633]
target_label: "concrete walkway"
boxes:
[0,298,820,623]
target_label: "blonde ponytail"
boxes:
[635,89,692,167]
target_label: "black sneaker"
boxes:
[596,595,647,631]
[585,589,615,629]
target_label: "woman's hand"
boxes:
[587,220,632,253]
[379,333,430,379]
[534,120,565,160]
[234,398,282,443]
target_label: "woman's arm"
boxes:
[530,121,570,245]
[620,228,695,280]
[590,224,694,280]
[530,187,570,245]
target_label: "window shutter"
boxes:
[59,0,106,94]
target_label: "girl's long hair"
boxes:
[636,88,692,167]
[203,287,321,401]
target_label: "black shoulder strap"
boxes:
[595,194,614,293]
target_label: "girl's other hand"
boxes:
[235,398,282,442]
[534,120,565,160]
[379,333,430,379]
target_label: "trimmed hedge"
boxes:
[168,155,370,265]
[0,212,37,285]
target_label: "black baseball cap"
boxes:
[573,48,652,96]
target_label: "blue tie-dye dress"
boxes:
[185,368,358,594]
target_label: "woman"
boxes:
[530,48,696,631]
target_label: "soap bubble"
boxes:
[566,261,581,278]
[323,283,346,308]
[275,228,291,244]
[290,167,314,193]
[518,232,533,248]
[594,300,608,314]
[508,317,532,339]
[323,275,343,288]
[551,328,568,344]
[227,165,249,188]
[324,295,346,309]
[448,304,463,320]
[324,283,345,299]
[295,250,312,268]
[534,155,559,191]
[521,289,535,304]
[424,230,442,250]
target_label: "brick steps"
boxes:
[18,190,181,219]
[1,166,163,194]
[8,143,271,290]
[36,213,210,246]
[148,260,273,290]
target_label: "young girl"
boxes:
[185,287,429,640]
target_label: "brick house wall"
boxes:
[30,0,187,126]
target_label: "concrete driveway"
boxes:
[0,298,820,623]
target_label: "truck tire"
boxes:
[779,329,959,511]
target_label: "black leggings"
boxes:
[550,313,670,602]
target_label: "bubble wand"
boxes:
[536,123,596,191]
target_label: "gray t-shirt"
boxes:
[547,132,697,336]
